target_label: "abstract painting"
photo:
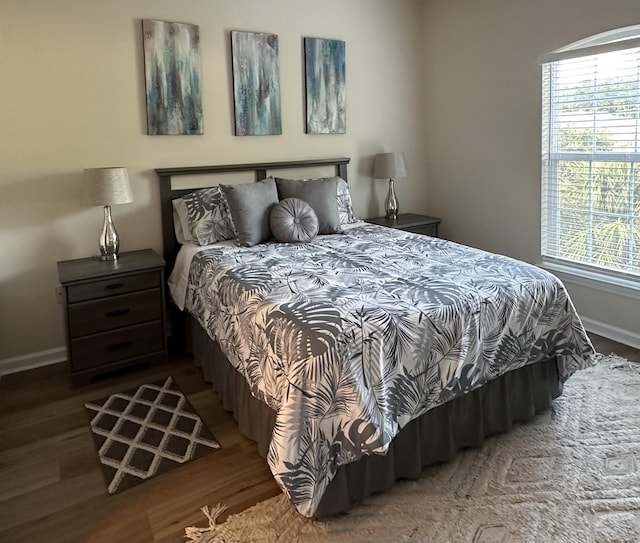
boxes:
[231,31,282,136]
[143,19,202,135]
[304,38,346,134]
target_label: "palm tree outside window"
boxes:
[541,26,640,280]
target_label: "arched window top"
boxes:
[540,24,640,64]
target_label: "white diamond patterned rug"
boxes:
[85,376,220,494]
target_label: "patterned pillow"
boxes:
[270,198,319,243]
[336,177,358,225]
[176,187,236,246]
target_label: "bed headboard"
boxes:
[155,157,350,274]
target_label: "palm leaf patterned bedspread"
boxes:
[183,223,595,516]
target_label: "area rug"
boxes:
[185,355,640,543]
[85,376,220,494]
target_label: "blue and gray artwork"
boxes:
[231,31,282,136]
[305,38,346,134]
[143,19,203,135]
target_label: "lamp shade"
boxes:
[373,152,409,180]
[86,167,133,206]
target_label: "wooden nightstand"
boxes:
[365,213,441,237]
[57,249,168,387]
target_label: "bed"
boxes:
[155,157,595,518]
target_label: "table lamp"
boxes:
[373,152,408,220]
[86,167,133,261]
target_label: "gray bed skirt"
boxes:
[187,315,563,517]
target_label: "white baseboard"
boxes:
[0,346,67,379]
[581,316,640,351]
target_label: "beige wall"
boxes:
[0,0,428,362]
[4,0,639,366]
[422,0,640,343]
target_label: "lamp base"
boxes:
[385,211,398,220]
[98,205,120,261]
[384,179,398,220]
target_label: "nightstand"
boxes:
[57,249,168,387]
[366,213,441,237]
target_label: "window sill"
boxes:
[539,259,640,301]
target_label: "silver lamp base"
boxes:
[384,178,398,220]
[98,205,120,261]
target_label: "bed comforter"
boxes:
[181,223,595,516]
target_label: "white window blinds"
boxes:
[541,34,640,279]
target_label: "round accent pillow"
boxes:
[270,198,319,243]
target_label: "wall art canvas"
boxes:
[304,37,346,134]
[231,31,282,136]
[143,19,203,135]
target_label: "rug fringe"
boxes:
[184,504,227,543]
[595,353,640,372]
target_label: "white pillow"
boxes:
[172,198,193,244]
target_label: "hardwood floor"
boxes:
[0,354,280,543]
[0,333,638,543]
[588,334,640,362]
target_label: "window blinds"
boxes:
[541,43,640,278]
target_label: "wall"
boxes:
[0,0,427,365]
[422,0,640,345]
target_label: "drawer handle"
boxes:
[105,308,131,318]
[107,341,132,351]
[106,282,125,290]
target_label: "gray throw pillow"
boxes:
[274,177,341,234]
[270,198,319,243]
[221,178,279,246]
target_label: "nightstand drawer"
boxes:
[67,271,160,303]
[70,321,164,371]
[68,289,162,338]
[404,224,438,237]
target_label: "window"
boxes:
[541,26,640,280]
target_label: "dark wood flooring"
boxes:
[0,353,280,543]
[0,334,638,543]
